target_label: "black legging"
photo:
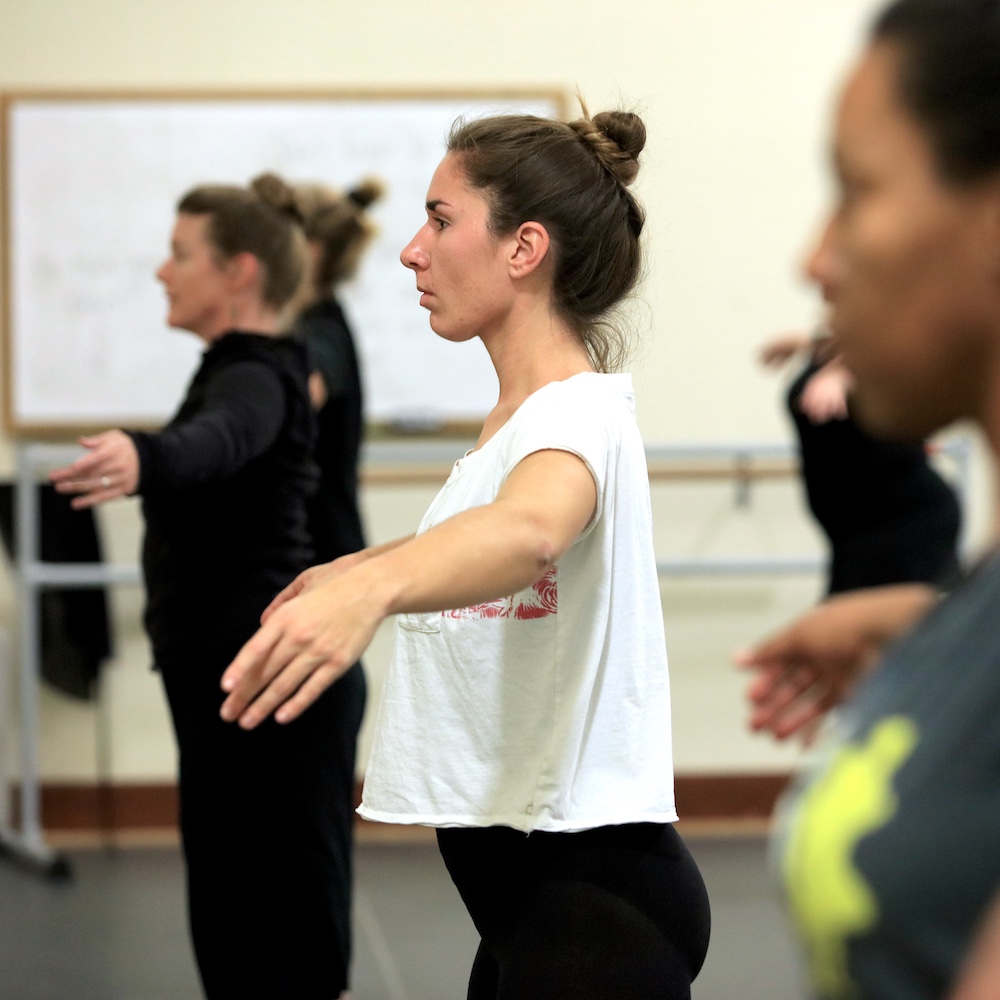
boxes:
[160,649,366,999]
[437,822,711,1000]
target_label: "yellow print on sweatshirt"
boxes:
[784,716,918,999]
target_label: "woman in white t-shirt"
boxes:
[218,107,711,999]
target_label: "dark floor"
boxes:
[0,832,803,1000]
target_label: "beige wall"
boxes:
[0,0,993,786]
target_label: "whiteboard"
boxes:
[1,90,564,435]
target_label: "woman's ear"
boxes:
[225,251,263,293]
[508,221,551,279]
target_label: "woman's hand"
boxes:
[736,584,937,741]
[307,371,328,410]
[49,431,140,509]
[798,359,853,423]
[260,550,372,625]
[758,332,812,368]
[220,565,387,729]
[223,538,413,728]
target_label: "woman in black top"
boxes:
[51,174,362,1000]
[761,332,960,594]
[293,177,384,562]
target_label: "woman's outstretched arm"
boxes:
[736,583,938,741]
[219,447,598,729]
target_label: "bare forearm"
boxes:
[220,448,597,729]
[350,534,414,564]
[355,501,558,618]
[851,584,939,649]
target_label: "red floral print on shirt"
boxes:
[445,567,558,621]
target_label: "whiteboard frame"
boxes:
[1,87,568,439]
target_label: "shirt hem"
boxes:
[356,805,679,833]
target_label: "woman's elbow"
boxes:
[524,519,570,575]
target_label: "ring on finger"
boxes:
[100,476,112,489]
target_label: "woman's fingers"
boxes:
[260,576,308,624]
[223,569,384,730]
[767,698,826,742]
[231,650,326,730]
[67,485,117,510]
[749,672,822,732]
[50,433,136,505]
[51,459,102,487]
[738,645,837,741]
[219,623,285,720]
[746,670,831,740]
[259,564,335,622]
[750,665,819,716]
[220,603,359,729]
[53,468,126,507]
[273,663,343,725]
[260,561,351,624]
[222,641,348,730]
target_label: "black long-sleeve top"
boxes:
[294,297,366,561]
[128,331,318,668]
[787,359,960,593]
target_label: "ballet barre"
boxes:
[1,436,971,875]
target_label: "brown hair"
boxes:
[447,106,646,372]
[177,172,307,309]
[297,177,386,292]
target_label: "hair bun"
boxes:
[593,111,646,164]
[348,177,386,209]
[250,172,304,224]
[569,109,645,187]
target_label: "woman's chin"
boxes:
[429,318,477,344]
[165,313,202,338]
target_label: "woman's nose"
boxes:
[400,234,429,271]
[155,259,170,283]
[803,217,840,302]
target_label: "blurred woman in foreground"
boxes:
[741,2,1000,997]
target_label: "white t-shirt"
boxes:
[358,372,677,832]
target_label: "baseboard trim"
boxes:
[9,773,792,834]
[10,782,180,832]
[675,772,792,819]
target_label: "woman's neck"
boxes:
[476,308,595,449]
[196,299,282,344]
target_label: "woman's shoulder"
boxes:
[298,296,348,324]
[204,333,311,400]
[293,298,351,341]
[497,372,639,460]
[213,330,308,367]
[521,372,636,424]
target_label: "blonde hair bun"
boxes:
[251,172,305,223]
[347,177,386,209]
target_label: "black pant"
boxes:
[437,822,711,1000]
[160,648,365,999]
